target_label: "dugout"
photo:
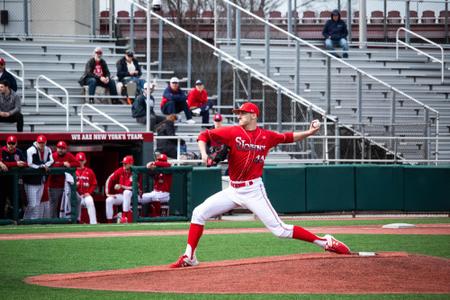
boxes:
[0,132,154,223]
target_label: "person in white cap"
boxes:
[132,81,165,128]
[187,79,213,124]
[160,77,195,124]
[78,47,118,104]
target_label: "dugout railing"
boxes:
[0,167,78,225]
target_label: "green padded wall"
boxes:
[169,172,187,216]
[403,166,450,211]
[191,167,223,208]
[355,165,404,210]
[263,166,306,213]
[306,165,355,212]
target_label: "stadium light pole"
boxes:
[146,0,151,132]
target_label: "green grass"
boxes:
[0,217,449,234]
[1,227,449,300]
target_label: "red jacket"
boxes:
[48,152,80,188]
[149,161,172,192]
[105,167,142,195]
[187,87,208,109]
[76,167,97,195]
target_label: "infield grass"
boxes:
[0,218,449,300]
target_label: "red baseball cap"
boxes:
[7,135,17,144]
[36,135,47,143]
[122,155,134,164]
[76,152,86,161]
[157,153,168,162]
[0,58,5,65]
[56,141,67,149]
[213,113,223,122]
[232,102,260,116]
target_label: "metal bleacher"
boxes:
[218,40,450,162]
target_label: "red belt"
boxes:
[230,180,254,188]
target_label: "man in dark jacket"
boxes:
[116,50,145,97]
[160,77,195,124]
[322,10,349,58]
[79,47,118,103]
[0,58,17,92]
[155,114,184,159]
[132,82,165,128]
[0,80,23,132]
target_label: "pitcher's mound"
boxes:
[26,252,450,294]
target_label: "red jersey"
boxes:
[48,152,80,188]
[105,167,142,195]
[198,126,293,181]
[187,88,208,109]
[150,161,172,192]
[76,167,97,195]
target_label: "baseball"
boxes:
[311,119,321,129]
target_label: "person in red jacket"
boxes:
[48,141,80,218]
[140,153,172,217]
[0,135,27,219]
[170,102,351,268]
[187,79,213,124]
[75,152,97,224]
[105,155,137,223]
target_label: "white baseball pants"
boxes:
[24,184,45,220]
[140,191,170,204]
[105,190,132,219]
[77,194,97,224]
[191,178,294,238]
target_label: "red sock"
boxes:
[107,219,113,224]
[187,223,204,257]
[292,225,321,243]
[126,211,133,222]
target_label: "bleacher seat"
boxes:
[318,10,331,24]
[185,10,197,19]
[117,10,130,24]
[99,10,109,34]
[252,10,265,18]
[201,10,214,23]
[387,10,402,24]
[340,10,347,19]
[408,10,419,24]
[370,11,384,24]
[421,10,436,24]
[284,11,299,24]
[302,11,316,24]
[438,10,449,24]
[134,10,146,24]
[165,10,178,19]
[353,11,359,24]
[269,11,283,24]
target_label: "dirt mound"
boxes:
[26,252,450,294]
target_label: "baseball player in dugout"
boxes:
[105,155,140,223]
[140,153,172,217]
[23,135,54,220]
[48,141,79,218]
[75,152,97,224]
[171,102,351,268]
[0,135,27,219]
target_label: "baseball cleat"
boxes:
[169,255,199,268]
[323,234,351,255]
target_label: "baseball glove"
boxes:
[207,144,229,167]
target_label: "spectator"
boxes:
[78,47,119,104]
[23,135,54,220]
[75,152,97,224]
[141,153,172,217]
[161,77,195,124]
[132,81,165,128]
[0,80,23,132]
[105,155,140,223]
[155,114,182,159]
[187,79,213,124]
[116,50,145,99]
[48,141,79,218]
[322,9,349,58]
[0,135,27,219]
[213,113,223,129]
[0,58,17,92]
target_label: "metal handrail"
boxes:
[218,0,440,163]
[80,104,129,132]
[0,48,25,104]
[35,75,70,131]
[396,27,445,83]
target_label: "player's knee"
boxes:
[269,224,293,239]
[191,206,206,225]
[85,197,94,207]
[123,190,132,197]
